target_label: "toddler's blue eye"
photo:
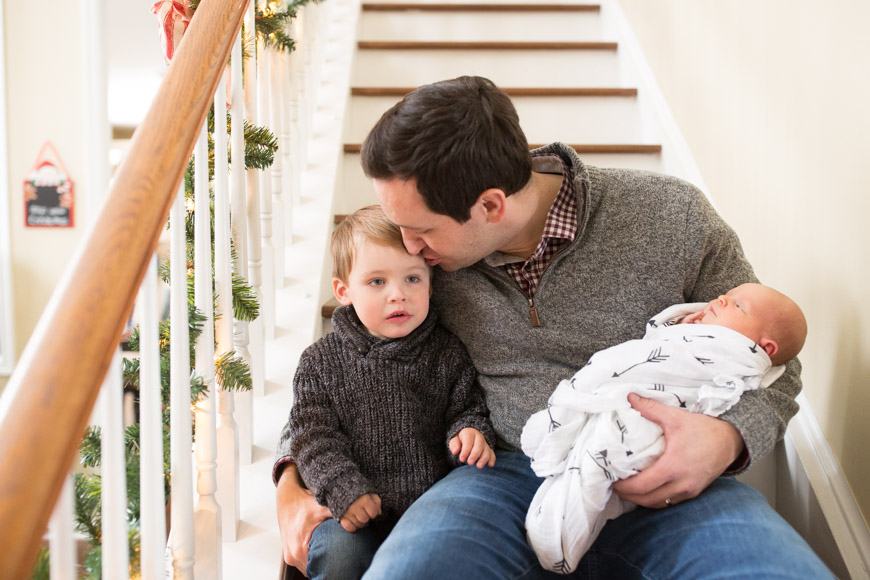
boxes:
[369,279,384,286]
[407,276,420,283]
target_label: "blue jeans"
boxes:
[307,518,393,580]
[363,451,833,580]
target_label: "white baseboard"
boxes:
[782,393,870,579]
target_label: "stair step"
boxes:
[335,148,664,216]
[362,3,601,12]
[343,144,661,154]
[346,93,644,143]
[360,4,604,42]
[322,298,339,320]
[353,49,620,87]
[358,41,617,50]
[351,87,637,97]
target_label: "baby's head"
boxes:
[686,283,807,365]
[331,205,432,340]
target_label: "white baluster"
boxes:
[257,30,276,341]
[193,121,222,578]
[282,22,300,211]
[245,0,266,400]
[48,475,75,580]
[293,9,310,172]
[215,69,241,542]
[139,254,167,580]
[101,348,129,579]
[170,182,194,579]
[270,44,287,290]
[231,30,254,466]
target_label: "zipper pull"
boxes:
[528,298,541,327]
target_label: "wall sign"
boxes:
[24,142,74,228]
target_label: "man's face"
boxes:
[374,178,493,271]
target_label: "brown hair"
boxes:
[360,76,532,223]
[331,205,407,282]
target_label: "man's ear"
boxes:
[333,278,353,306]
[759,337,779,360]
[476,189,507,223]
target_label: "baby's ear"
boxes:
[333,278,353,306]
[759,337,779,360]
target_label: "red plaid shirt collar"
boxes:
[488,154,578,298]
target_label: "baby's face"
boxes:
[690,283,779,343]
[334,240,431,339]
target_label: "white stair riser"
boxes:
[337,151,663,214]
[353,49,620,87]
[359,12,604,42]
[345,94,643,143]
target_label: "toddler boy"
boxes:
[274,205,495,579]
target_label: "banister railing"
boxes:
[0,0,250,576]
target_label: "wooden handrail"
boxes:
[0,0,249,576]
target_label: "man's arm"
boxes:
[276,464,331,571]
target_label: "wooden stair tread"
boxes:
[358,41,617,50]
[322,298,340,320]
[344,144,661,154]
[362,3,601,12]
[351,87,638,97]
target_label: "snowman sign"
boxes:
[24,142,74,228]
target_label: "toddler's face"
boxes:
[334,240,431,339]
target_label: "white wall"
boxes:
[619,0,870,527]
[2,0,90,391]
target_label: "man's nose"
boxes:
[400,228,426,255]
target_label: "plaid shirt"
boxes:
[500,154,578,299]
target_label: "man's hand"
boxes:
[339,493,382,532]
[612,394,744,508]
[449,427,496,469]
[276,466,331,573]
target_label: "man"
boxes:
[276,76,831,578]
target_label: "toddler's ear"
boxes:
[333,278,353,306]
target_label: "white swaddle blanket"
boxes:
[520,302,785,574]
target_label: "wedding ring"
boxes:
[664,498,672,507]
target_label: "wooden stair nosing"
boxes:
[351,87,638,97]
[322,299,339,320]
[344,144,662,154]
[361,3,601,12]
[357,41,617,51]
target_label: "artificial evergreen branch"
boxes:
[215,351,253,392]
[232,273,261,321]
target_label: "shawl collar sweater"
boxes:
[284,306,494,522]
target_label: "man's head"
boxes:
[686,283,807,366]
[361,76,532,223]
[330,205,432,339]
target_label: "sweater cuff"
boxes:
[272,457,296,486]
[321,470,374,520]
[720,398,781,476]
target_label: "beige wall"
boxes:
[3,0,90,386]
[620,0,870,524]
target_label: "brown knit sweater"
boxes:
[281,306,495,522]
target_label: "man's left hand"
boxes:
[611,393,744,509]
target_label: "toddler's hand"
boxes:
[449,427,496,469]
[340,493,382,533]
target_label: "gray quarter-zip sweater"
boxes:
[432,143,800,472]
